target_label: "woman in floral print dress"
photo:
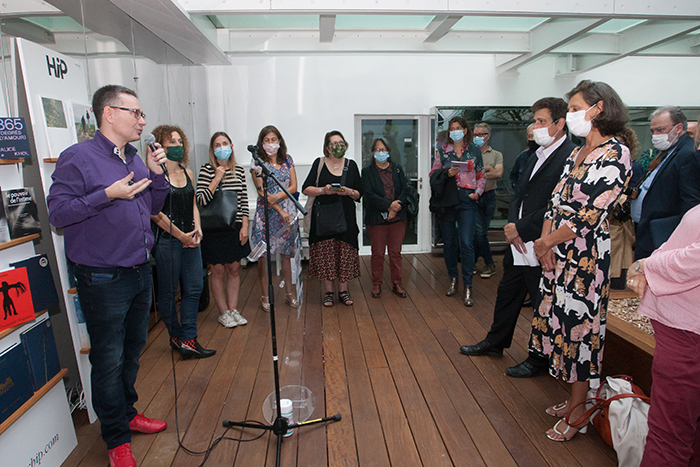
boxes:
[530,80,635,442]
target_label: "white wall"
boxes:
[86,56,211,171]
[207,53,700,169]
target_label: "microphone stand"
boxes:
[222,146,341,467]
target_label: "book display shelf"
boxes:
[0,38,84,465]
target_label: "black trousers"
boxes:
[485,249,544,359]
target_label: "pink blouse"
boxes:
[637,204,700,335]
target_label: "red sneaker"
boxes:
[109,443,136,467]
[128,413,167,434]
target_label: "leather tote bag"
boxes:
[313,159,349,237]
[199,189,237,232]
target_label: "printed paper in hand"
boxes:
[511,241,539,267]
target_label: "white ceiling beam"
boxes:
[424,15,462,43]
[496,17,609,74]
[0,18,55,44]
[571,20,700,73]
[319,14,336,43]
[636,36,700,56]
[46,0,194,65]
[222,29,529,54]
[107,0,229,65]
[552,33,619,55]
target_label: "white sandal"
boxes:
[545,401,568,418]
[546,419,587,442]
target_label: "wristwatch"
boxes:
[634,260,642,273]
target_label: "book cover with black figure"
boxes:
[0,343,35,424]
[10,255,60,314]
[20,318,61,391]
[2,187,42,240]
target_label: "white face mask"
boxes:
[533,123,556,147]
[566,104,597,138]
[651,126,678,151]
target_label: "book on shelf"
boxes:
[2,187,42,240]
[72,295,90,349]
[9,255,60,314]
[0,267,35,333]
[0,343,35,425]
[20,318,61,391]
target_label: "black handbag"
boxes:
[313,159,348,237]
[404,185,420,220]
[199,189,237,232]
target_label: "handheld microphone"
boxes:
[144,133,168,176]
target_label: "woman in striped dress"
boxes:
[196,132,250,328]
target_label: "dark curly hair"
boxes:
[151,125,190,167]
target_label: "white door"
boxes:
[355,115,431,254]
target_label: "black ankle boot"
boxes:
[170,336,181,352]
[179,338,216,360]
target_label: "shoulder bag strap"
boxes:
[314,158,323,187]
[340,158,349,186]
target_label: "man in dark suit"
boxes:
[631,106,700,260]
[460,97,575,378]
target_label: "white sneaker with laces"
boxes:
[218,310,237,328]
[230,309,247,326]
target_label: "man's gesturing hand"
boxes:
[105,172,152,201]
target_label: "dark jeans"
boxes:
[474,189,496,266]
[439,188,478,286]
[73,262,152,449]
[154,237,204,341]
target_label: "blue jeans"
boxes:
[73,262,152,449]
[154,237,203,341]
[439,188,478,286]
[474,189,496,266]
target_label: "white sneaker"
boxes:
[230,309,248,326]
[218,311,237,328]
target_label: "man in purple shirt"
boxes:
[48,85,169,467]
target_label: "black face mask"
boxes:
[527,140,539,152]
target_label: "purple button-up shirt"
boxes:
[48,131,169,268]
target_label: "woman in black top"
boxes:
[302,130,362,307]
[361,138,409,298]
[151,125,214,359]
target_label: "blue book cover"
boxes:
[20,319,61,391]
[0,343,35,424]
[10,254,59,314]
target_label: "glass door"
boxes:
[355,115,431,254]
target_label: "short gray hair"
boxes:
[651,106,687,131]
[474,122,491,134]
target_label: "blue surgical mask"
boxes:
[473,136,485,147]
[449,130,465,143]
[374,151,389,163]
[214,146,232,161]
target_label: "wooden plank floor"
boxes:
[63,253,618,467]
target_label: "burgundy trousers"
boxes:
[367,220,406,286]
[641,319,700,467]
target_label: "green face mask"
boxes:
[165,145,184,162]
[330,143,347,159]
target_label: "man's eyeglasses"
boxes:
[474,132,489,137]
[110,106,146,120]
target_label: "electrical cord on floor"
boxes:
[161,167,267,467]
